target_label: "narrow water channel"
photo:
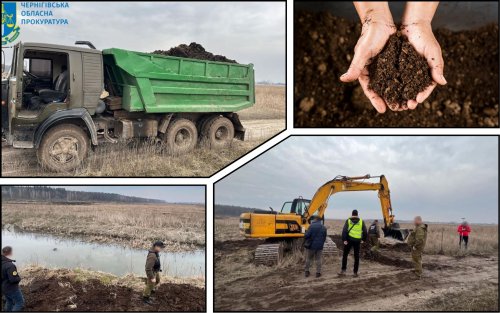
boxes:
[1,230,205,278]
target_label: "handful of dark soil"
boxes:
[153,42,237,63]
[368,33,433,110]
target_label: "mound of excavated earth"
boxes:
[153,42,237,63]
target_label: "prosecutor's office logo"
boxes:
[2,2,20,45]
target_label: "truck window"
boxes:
[24,58,52,78]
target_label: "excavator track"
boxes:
[323,237,338,255]
[255,243,283,265]
[255,237,337,265]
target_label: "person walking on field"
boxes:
[407,216,428,279]
[304,215,327,278]
[457,221,471,249]
[368,219,381,253]
[143,241,165,305]
[338,210,367,277]
[1,246,25,312]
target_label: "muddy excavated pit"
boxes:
[295,11,499,127]
[20,269,205,312]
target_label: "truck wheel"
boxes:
[197,115,213,135]
[164,118,198,154]
[201,116,234,149]
[37,124,89,173]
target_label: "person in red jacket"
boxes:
[457,221,471,249]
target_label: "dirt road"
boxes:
[1,119,284,176]
[214,238,498,311]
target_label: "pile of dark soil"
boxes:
[153,42,237,63]
[22,272,205,311]
[329,235,450,270]
[368,33,433,109]
[295,11,499,127]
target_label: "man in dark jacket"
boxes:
[338,210,367,277]
[2,246,25,312]
[143,241,165,305]
[304,216,327,278]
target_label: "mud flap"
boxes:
[225,112,245,141]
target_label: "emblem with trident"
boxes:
[2,3,15,28]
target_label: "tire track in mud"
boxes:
[215,239,498,311]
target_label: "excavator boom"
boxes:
[304,174,408,240]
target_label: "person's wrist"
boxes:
[358,3,394,26]
[365,11,394,26]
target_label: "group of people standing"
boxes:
[304,211,472,280]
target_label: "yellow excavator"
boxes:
[239,174,409,264]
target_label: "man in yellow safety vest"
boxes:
[338,210,368,277]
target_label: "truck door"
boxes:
[7,42,23,138]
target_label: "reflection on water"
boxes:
[1,230,205,278]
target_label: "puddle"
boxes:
[1,230,205,278]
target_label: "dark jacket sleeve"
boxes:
[6,263,21,284]
[362,221,368,242]
[304,226,312,240]
[341,220,348,241]
[321,225,327,243]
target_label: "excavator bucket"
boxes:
[384,223,409,241]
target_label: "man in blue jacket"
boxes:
[304,215,327,278]
[338,210,368,277]
[2,246,25,312]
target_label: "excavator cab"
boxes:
[280,198,310,216]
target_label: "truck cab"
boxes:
[2,42,101,171]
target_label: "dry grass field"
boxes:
[214,217,498,311]
[1,85,285,177]
[2,202,205,251]
[238,85,286,120]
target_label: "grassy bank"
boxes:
[2,202,205,251]
[18,266,205,311]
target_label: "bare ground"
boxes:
[19,266,205,312]
[214,238,498,311]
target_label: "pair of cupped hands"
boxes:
[340,2,447,113]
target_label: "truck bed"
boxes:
[102,48,255,113]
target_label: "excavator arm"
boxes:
[303,174,408,240]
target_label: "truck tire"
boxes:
[164,118,198,154]
[201,116,234,149]
[37,124,89,173]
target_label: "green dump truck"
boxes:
[1,41,254,172]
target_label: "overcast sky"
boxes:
[215,136,499,224]
[3,2,285,82]
[62,186,204,203]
